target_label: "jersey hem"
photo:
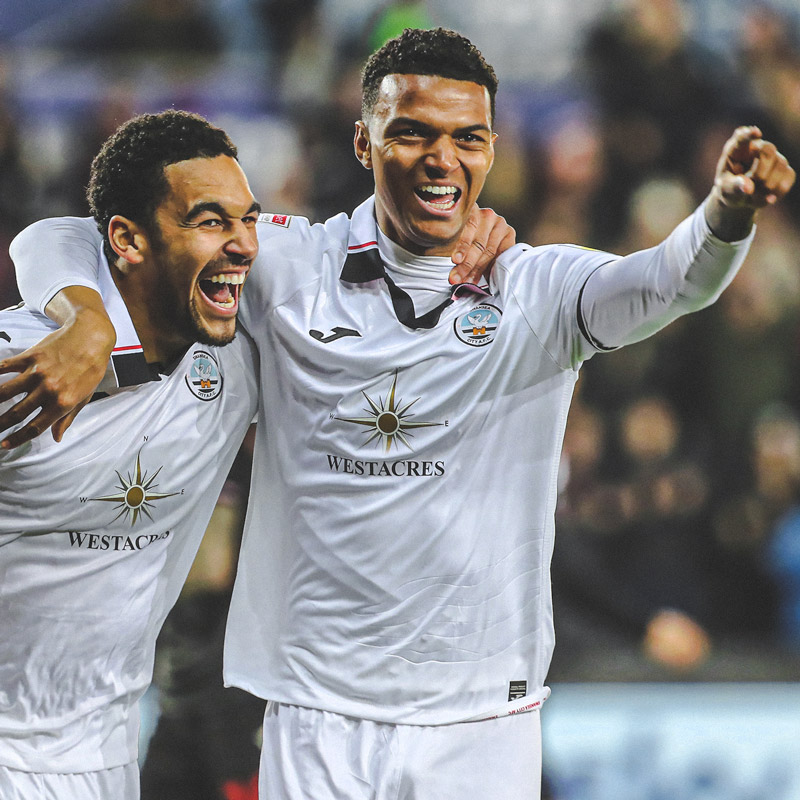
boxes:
[224,673,551,727]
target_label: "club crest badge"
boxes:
[185,350,223,401]
[454,303,502,347]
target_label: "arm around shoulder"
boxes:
[2,216,114,449]
[10,216,105,314]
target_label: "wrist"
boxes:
[704,188,756,242]
[72,308,116,358]
[45,286,116,356]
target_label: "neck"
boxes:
[111,264,190,366]
[375,212,458,258]
[377,227,453,272]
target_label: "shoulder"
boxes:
[492,242,619,293]
[221,326,259,373]
[495,241,617,271]
[10,215,102,255]
[242,210,352,321]
[254,210,350,251]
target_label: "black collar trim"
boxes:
[340,245,491,330]
[89,346,160,403]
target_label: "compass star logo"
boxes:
[89,450,180,526]
[335,372,442,452]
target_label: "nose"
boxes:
[424,135,459,176]
[225,220,258,262]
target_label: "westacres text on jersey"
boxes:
[67,530,171,551]
[326,455,445,478]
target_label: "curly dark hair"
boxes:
[87,110,238,260]
[361,28,498,124]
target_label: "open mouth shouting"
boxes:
[414,184,462,212]
[198,270,247,314]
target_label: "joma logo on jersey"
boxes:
[185,350,223,400]
[454,303,502,347]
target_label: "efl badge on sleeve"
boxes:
[259,213,291,227]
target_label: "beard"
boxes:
[185,291,238,347]
[153,248,240,351]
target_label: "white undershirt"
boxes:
[377,227,455,316]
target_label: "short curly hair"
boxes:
[87,110,238,260]
[361,28,498,124]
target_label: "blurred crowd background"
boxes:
[3,0,800,695]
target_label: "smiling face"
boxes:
[144,154,259,356]
[355,74,496,256]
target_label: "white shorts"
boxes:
[0,762,140,800]
[260,702,542,800]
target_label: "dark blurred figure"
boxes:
[734,4,800,218]
[690,210,800,489]
[51,91,139,218]
[582,0,730,245]
[283,57,375,222]
[258,0,320,62]
[713,404,800,642]
[524,111,608,249]
[72,0,223,56]
[0,91,35,308]
[552,393,713,678]
[141,434,264,800]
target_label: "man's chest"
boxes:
[0,345,252,533]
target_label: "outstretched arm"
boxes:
[579,126,795,353]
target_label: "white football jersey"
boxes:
[224,197,750,724]
[0,261,259,772]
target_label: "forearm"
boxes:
[579,199,753,350]
[0,220,115,448]
[45,285,116,353]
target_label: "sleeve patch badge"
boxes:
[259,213,292,227]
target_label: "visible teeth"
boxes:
[419,185,458,196]
[209,273,245,285]
[216,296,236,308]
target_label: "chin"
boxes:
[193,320,238,348]
[412,227,461,253]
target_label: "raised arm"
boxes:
[0,218,114,448]
[579,126,794,352]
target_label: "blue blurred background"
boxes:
[3,1,800,797]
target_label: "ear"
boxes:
[354,121,372,170]
[108,215,149,267]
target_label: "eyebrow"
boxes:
[184,200,262,223]
[386,117,492,135]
